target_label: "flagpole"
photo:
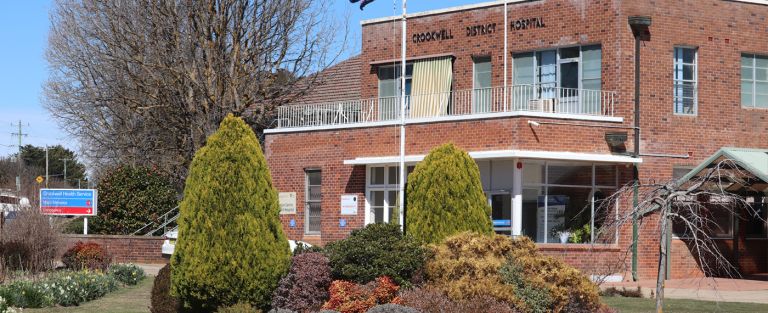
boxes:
[503,0,508,111]
[399,0,407,231]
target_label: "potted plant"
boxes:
[558,231,571,244]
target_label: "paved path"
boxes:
[604,278,768,304]
[136,263,166,276]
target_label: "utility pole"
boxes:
[45,146,49,188]
[61,158,72,184]
[10,120,28,194]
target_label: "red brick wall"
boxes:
[61,235,167,264]
[265,0,768,280]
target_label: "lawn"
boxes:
[25,276,153,313]
[603,296,768,313]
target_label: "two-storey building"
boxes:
[263,0,768,280]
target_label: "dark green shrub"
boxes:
[405,143,493,244]
[89,165,177,235]
[171,114,291,311]
[61,241,111,271]
[324,223,425,287]
[271,252,332,312]
[109,263,146,285]
[151,264,180,313]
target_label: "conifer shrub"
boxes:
[323,223,425,287]
[271,252,332,312]
[171,114,291,311]
[151,264,180,313]
[405,143,492,244]
[425,232,605,313]
[321,276,401,313]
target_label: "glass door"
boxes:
[488,192,512,236]
[558,47,580,114]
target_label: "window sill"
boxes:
[535,243,621,252]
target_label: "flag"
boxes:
[349,0,375,10]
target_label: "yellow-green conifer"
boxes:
[406,143,492,243]
[171,114,290,311]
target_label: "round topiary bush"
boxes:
[171,114,291,311]
[324,223,425,287]
[271,252,332,312]
[89,165,177,235]
[405,143,492,244]
[151,264,180,313]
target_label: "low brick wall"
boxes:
[538,244,627,279]
[61,234,168,264]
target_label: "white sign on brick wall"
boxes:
[279,192,296,214]
[340,194,358,215]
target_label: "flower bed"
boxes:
[0,263,145,310]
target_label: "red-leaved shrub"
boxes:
[271,252,333,312]
[321,276,400,313]
[61,241,111,271]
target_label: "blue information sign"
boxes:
[39,189,98,216]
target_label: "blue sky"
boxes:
[0,0,481,158]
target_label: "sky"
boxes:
[0,0,482,158]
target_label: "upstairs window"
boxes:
[741,54,768,108]
[473,56,492,113]
[673,47,698,115]
[378,64,413,120]
[512,45,602,114]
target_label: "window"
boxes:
[305,169,322,234]
[521,162,618,244]
[741,54,768,108]
[512,45,602,114]
[366,165,414,224]
[672,166,694,181]
[746,196,768,238]
[473,56,492,113]
[672,201,733,239]
[673,47,698,115]
[378,64,413,120]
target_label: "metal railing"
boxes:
[131,206,179,236]
[276,85,616,129]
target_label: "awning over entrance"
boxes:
[343,149,642,165]
[677,147,768,192]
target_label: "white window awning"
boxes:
[343,149,642,165]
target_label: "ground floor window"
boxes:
[521,162,618,244]
[747,197,768,238]
[305,169,322,234]
[476,160,619,244]
[672,197,734,239]
[366,165,413,225]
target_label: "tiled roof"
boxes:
[294,55,361,105]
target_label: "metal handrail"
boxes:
[276,84,616,129]
[131,206,179,236]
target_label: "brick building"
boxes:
[263,0,768,281]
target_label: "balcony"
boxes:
[274,85,617,130]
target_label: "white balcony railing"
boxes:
[276,85,616,129]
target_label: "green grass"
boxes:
[603,296,768,313]
[25,276,153,313]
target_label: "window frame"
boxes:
[673,46,699,116]
[472,56,493,113]
[521,161,619,244]
[365,165,403,225]
[741,53,768,109]
[304,169,322,235]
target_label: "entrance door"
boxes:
[488,192,512,235]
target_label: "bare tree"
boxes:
[595,160,763,313]
[45,0,347,186]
